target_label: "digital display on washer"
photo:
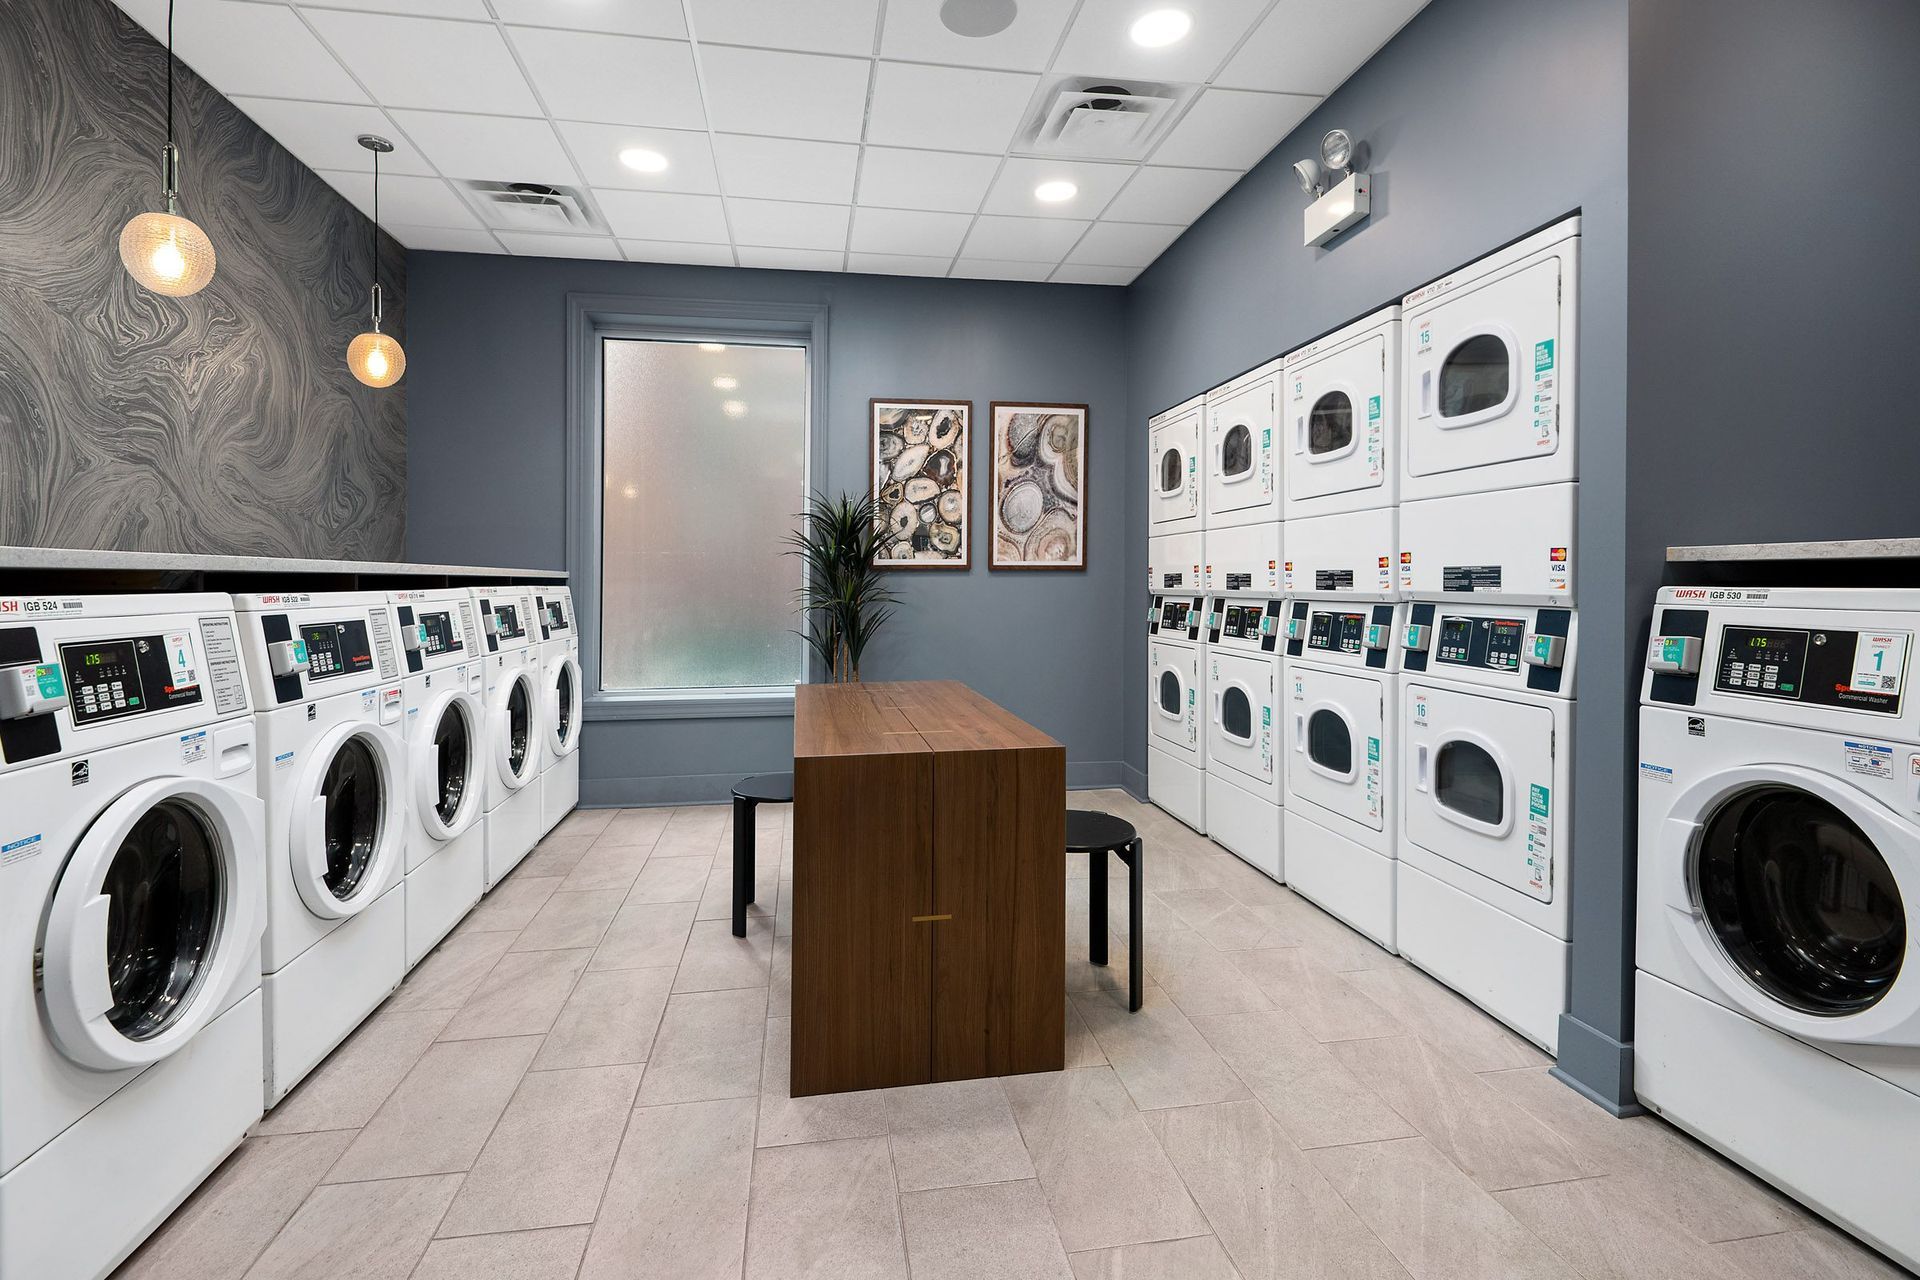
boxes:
[1708,624,1907,714]
[1308,611,1367,654]
[492,603,526,640]
[300,619,375,681]
[1436,616,1527,671]
[418,610,462,656]
[544,599,569,631]
[59,633,204,724]
[1220,604,1264,641]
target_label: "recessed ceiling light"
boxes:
[1034,180,1078,203]
[940,0,1017,38]
[1129,8,1191,47]
[618,147,669,174]
[698,342,727,352]
[712,375,738,390]
[721,400,748,419]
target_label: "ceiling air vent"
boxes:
[458,181,605,234]
[1014,75,1194,161]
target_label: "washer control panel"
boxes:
[417,610,464,657]
[1308,609,1368,655]
[1712,624,1906,714]
[1436,615,1527,671]
[300,619,375,681]
[58,632,204,725]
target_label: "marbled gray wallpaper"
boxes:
[0,0,406,558]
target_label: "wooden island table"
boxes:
[790,680,1066,1097]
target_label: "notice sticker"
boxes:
[1,833,43,867]
[1844,740,1894,779]
[179,729,208,765]
[1639,761,1674,785]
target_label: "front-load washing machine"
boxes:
[1148,590,1207,833]
[1148,395,1205,539]
[1204,595,1283,880]
[1636,586,1920,1272]
[1399,217,1579,603]
[1282,598,1408,949]
[471,586,543,887]
[234,592,408,1106]
[1148,530,1204,597]
[1203,358,1282,530]
[1282,305,1400,600]
[0,593,263,1280]
[390,588,487,968]
[533,585,581,835]
[1398,600,1575,1050]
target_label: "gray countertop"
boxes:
[1667,538,1920,563]
[0,544,566,580]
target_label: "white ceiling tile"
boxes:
[386,110,576,184]
[855,148,1000,214]
[849,207,974,257]
[298,0,489,16]
[490,0,687,39]
[620,239,737,265]
[697,47,871,142]
[116,0,366,102]
[230,99,433,176]
[866,62,1039,153]
[595,189,730,241]
[846,252,953,277]
[494,231,624,259]
[509,27,706,129]
[386,225,503,253]
[1151,89,1319,169]
[1050,263,1138,285]
[952,258,1054,281]
[689,0,881,58]
[1102,165,1240,224]
[1067,219,1183,265]
[1050,0,1272,83]
[726,198,850,251]
[878,0,1079,72]
[321,171,483,229]
[1215,0,1428,94]
[712,135,859,204]
[737,247,846,271]
[558,122,719,193]
[305,11,538,114]
[960,215,1088,262]
[980,157,1134,219]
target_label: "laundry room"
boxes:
[1,0,1917,1276]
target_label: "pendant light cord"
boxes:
[165,0,174,148]
[371,146,379,295]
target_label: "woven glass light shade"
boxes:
[347,331,406,388]
[118,210,216,297]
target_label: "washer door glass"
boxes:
[1696,786,1905,1016]
[1220,424,1252,478]
[321,737,382,900]
[1307,709,1353,777]
[1440,333,1511,419]
[507,676,532,775]
[105,800,222,1041]
[1158,668,1182,717]
[433,701,471,825]
[1222,685,1253,742]
[1158,447,1182,494]
[1435,740,1503,826]
[1309,392,1353,456]
[555,663,576,744]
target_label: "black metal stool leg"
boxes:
[1128,837,1144,1011]
[1089,846,1108,966]
[732,795,752,938]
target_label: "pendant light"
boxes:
[347,134,405,389]
[119,0,217,296]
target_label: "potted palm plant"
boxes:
[785,491,899,683]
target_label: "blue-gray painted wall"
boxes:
[402,256,1129,801]
[1120,0,1632,1105]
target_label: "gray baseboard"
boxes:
[583,759,1131,808]
[1551,1013,1643,1116]
[1121,762,1147,801]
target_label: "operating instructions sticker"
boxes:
[1533,338,1557,447]
[1366,735,1382,821]
[1526,784,1551,895]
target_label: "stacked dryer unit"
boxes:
[1147,394,1208,832]
[533,585,582,835]
[470,585,543,887]
[1393,217,1581,1052]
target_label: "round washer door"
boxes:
[415,686,483,842]
[544,653,582,757]
[41,776,262,1071]
[1660,764,1920,1046]
[290,720,406,920]
[491,667,538,791]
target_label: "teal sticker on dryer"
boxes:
[1368,395,1381,421]
[1529,784,1550,818]
[1534,339,1555,373]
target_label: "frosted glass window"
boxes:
[600,338,808,691]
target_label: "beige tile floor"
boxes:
[117,791,1911,1280]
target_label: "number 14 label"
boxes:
[1851,632,1909,696]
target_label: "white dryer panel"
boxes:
[1204,522,1282,596]
[1204,360,1283,528]
[1284,306,1399,519]
[1148,396,1205,536]
[1288,664,1387,835]
[1286,508,1398,599]
[1399,484,1575,603]
[1402,217,1579,501]
[1147,530,1205,596]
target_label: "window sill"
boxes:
[586,688,798,721]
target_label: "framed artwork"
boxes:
[989,402,1087,570]
[870,399,971,569]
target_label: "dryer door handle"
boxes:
[1211,690,1222,725]
[1414,742,1431,793]
[1295,413,1307,456]
[1418,367,1434,420]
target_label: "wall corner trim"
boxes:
[1551,1013,1642,1116]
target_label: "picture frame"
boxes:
[988,402,1088,571]
[870,399,972,569]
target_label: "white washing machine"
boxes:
[1282,598,1407,949]
[0,593,263,1280]
[1148,530,1204,597]
[1203,358,1282,530]
[1636,586,1920,1272]
[1202,523,1281,598]
[1398,600,1576,1050]
[1282,305,1400,600]
[234,592,408,1107]
[533,585,582,835]
[1148,591,1207,834]
[1205,595,1283,880]
[1399,217,1579,603]
[390,588,487,968]
[1148,394,1205,539]
[471,586,543,888]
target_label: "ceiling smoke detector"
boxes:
[940,0,1017,37]
[457,180,605,234]
[1016,75,1192,161]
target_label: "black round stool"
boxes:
[731,772,793,937]
[1067,809,1143,1012]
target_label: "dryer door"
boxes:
[1287,665,1385,831]
[1406,252,1565,477]
[1403,683,1555,901]
[1208,650,1275,793]
[490,665,539,791]
[544,652,582,757]
[290,720,405,920]
[1205,378,1278,521]
[40,776,263,1071]
[1148,640,1200,756]
[1149,407,1202,530]
[1288,333,1388,504]
[1657,764,1918,1046]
